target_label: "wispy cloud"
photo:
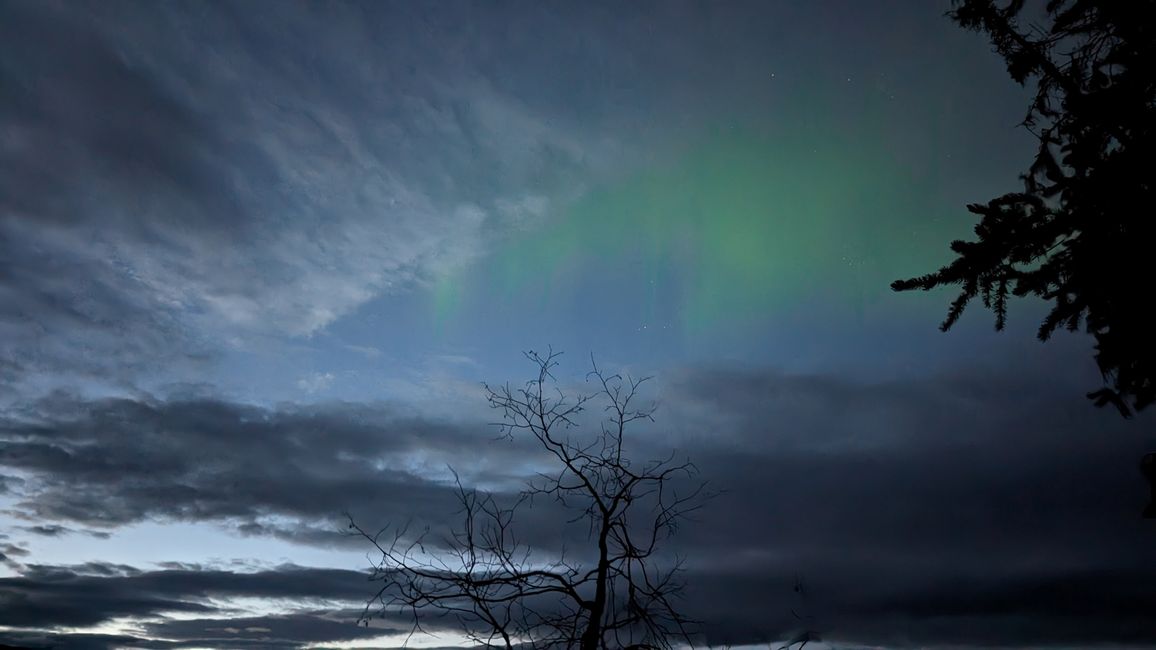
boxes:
[0,1,613,396]
[296,372,335,394]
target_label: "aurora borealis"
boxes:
[433,127,959,334]
[2,1,1153,649]
[420,106,1028,375]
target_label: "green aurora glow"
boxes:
[431,127,972,340]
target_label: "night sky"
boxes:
[1,1,1154,649]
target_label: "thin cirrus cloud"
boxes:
[0,0,604,395]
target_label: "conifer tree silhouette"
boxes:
[893,1,1156,418]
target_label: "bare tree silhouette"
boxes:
[349,350,709,650]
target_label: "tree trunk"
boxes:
[580,525,611,650]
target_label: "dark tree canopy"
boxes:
[892,0,1156,416]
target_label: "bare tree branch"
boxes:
[350,349,710,650]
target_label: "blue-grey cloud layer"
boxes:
[2,351,1153,648]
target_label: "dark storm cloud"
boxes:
[668,356,1151,570]
[0,539,30,572]
[0,563,406,649]
[679,563,1156,648]
[141,611,396,647]
[652,348,1155,647]
[0,630,146,650]
[18,524,110,539]
[0,566,210,629]
[3,346,1155,647]
[0,393,546,536]
[0,562,369,628]
[0,630,444,650]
